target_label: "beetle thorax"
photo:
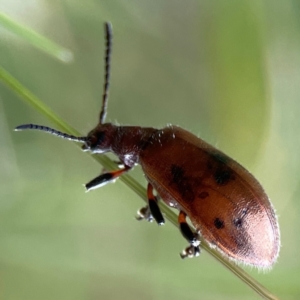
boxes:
[111,126,157,167]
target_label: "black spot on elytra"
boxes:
[207,162,213,170]
[234,218,243,228]
[214,169,233,185]
[214,218,225,229]
[206,151,235,185]
[170,164,195,201]
[233,208,248,228]
[198,191,209,199]
[171,164,185,183]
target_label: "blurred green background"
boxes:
[0,0,299,299]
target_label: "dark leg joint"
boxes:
[136,183,165,225]
[85,173,114,191]
[149,199,165,225]
[178,211,200,259]
[180,222,198,245]
[147,183,165,225]
[85,166,130,191]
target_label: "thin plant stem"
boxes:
[0,12,73,62]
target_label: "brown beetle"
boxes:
[16,22,280,269]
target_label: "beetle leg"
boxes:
[136,206,153,222]
[85,166,131,191]
[136,183,165,225]
[147,183,165,225]
[178,211,201,259]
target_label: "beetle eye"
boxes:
[86,131,105,149]
[95,131,105,144]
[81,130,106,152]
[90,135,98,146]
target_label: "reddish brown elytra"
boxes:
[15,22,280,269]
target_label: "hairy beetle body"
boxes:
[15,22,280,269]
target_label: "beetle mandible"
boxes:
[15,22,280,269]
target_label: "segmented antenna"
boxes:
[99,22,113,124]
[15,124,87,143]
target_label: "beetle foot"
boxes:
[136,206,154,222]
[180,245,201,259]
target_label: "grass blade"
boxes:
[0,12,73,62]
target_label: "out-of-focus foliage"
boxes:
[0,1,299,299]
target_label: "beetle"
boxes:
[15,22,280,269]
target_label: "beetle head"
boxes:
[82,123,116,154]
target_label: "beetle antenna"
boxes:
[15,124,87,143]
[99,22,113,124]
